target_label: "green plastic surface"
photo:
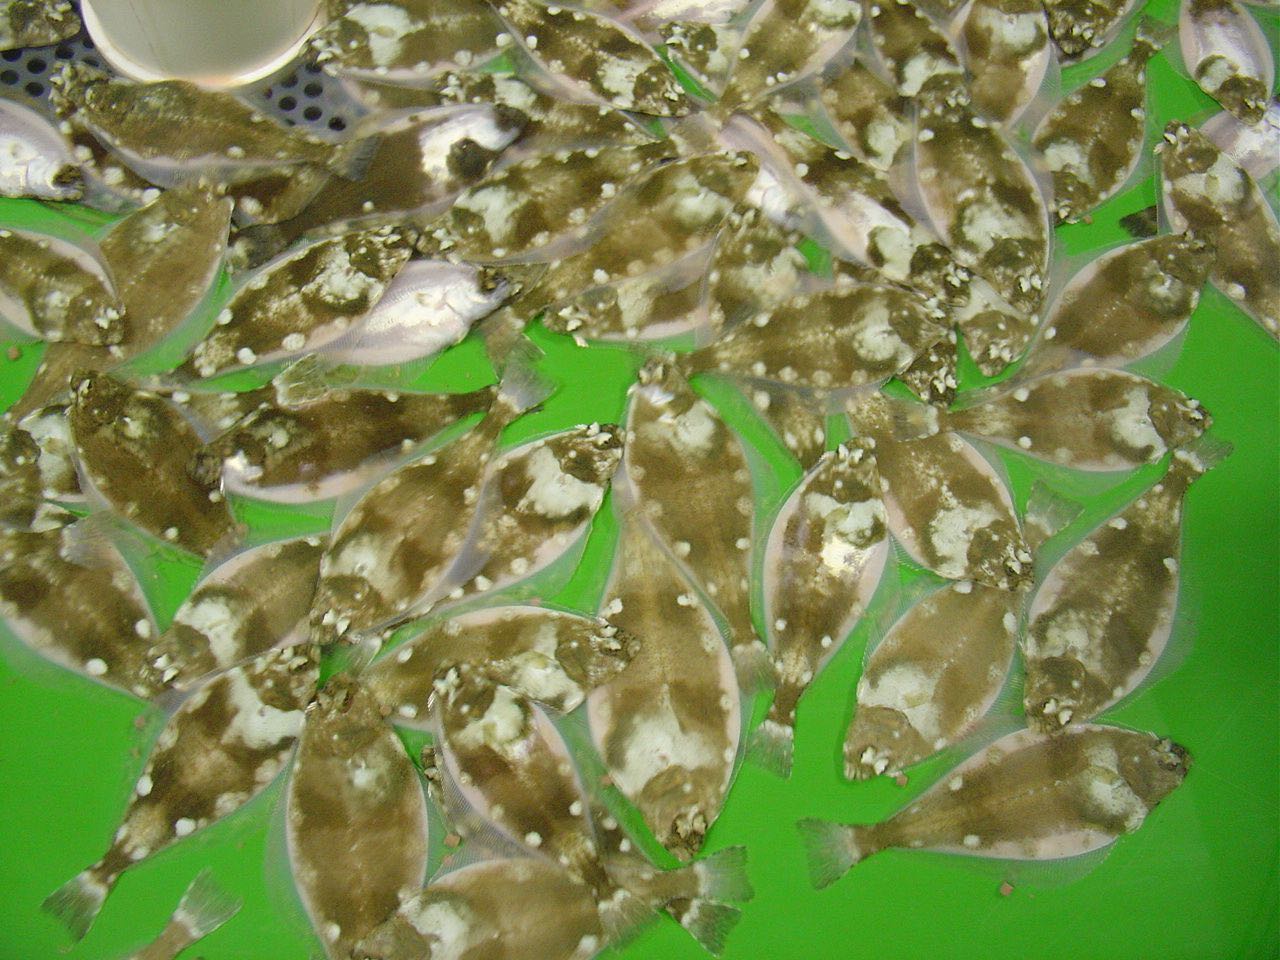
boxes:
[1,2,1277,957]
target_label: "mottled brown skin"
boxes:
[14,402,79,500]
[816,60,910,169]
[313,0,502,78]
[1043,0,1138,59]
[704,208,810,330]
[865,0,964,95]
[146,537,324,690]
[287,679,428,960]
[1032,32,1160,222]
[1185,0,1271,124]
[0,228,124,345]
[945,369,1210,471]
[68,373,236,556]
[0,427,45,530]
[1161,121,1280,339]
[898,328,958,406]
[0,0,79,51]
[662,20,737,93]
[191,386,497,497]
[747,383,829,469]
[962,0,1049,122]
[846,582,1019,778]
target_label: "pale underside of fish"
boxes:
[956,0,1051,124]
[1201,97,1280,181]
[1180,0,1275,125]
[0,93,82,200]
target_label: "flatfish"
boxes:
[0,92,82,200]
[1180,0,1274,124]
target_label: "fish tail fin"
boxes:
[493,339,555,420]
[795,819,862,889]
[170,869,242,945]
[679,899,742,957]
[1172,433,1233,485]
[477,305,530,373]
[328,134,382,181]
[731,639,776,694]
[41,864,112,941]
[746,716,795,778]
[889,396,944,441]
[596,887,654,946]
[691,845,754,903]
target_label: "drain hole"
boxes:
[279,95,297,111]
[55,45,75,60]
[328,116,347,132]
[1,50,21,63]
[27,57,47,74]
[0,70,17,85]
[304,81,322,97]
[303,105,321,121]
[25,81,44,97]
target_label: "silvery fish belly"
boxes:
[799,725,1189,887]
[48,64,369,187]
[355,858,602,960]
[756,443,890,777]
[1024,440,1227,730]
[1160,120,1280,339]
[913,76,1051,321]
[864,0,963,96]
[126,870,241,960]
[845,581,1019,779]
[493,0,692,116]
[144,536,324,692]
[0,227,125,345]
[622,361,763,679]
[719,0,862,108]
[42,644,319,940]
[957,0,1051,124]
[365,605,637,722]
[313,0,503,83]
[286,679,429,960]
[0,93,82,200]
[68,373,236,556]
[683,281,948,391]
[1201,97,1280,181]
[1180,0,1274,125]
[812,59,911,170]
[180,227,413,379]
[1031,25,1162,223]
[192,384,497,503]
[587,518,741,859]
[433,141,673,262]
[0,520,161,697]
[450,422,622,601]
[1042,0,1140,60]
[942,368,1211,471]
[847,394,1030,589]
[0,0,78,50]
[702,206,810,330]
[1024,234,1213,373]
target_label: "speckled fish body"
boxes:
[812,59,911,170]
[68,373,236,555]
[0,93,81,200]
[0,426,62,531]
[942,368,1211,471]
[661,19,742,95]
[193,385,497,503]
[366,605,637,723]
[957,0,1051,123]
[42,643,318,939]
[313,0,503,84]
[1042,0,1140,59]
[14,402,80,501]
[686,281,948,392]
[48,64,370,187]
[800,725,1189,886]
[622,361,763,679]
[0,0,78,50]
[1201,97,1280,181]
[66,126,161,213]
[913,76,1051,320]
[1180,0,1273,124]
[433,141,673,262]
[355,858,602,960]
[1025,234,1213,373]
[898,328,958,406]
[702,206,810,330]
[847,395,1030,588]
[0,519,160,696]
[145,537,324,692]
[1160,121,1280,339]
[845,581,1019,779]
[126,871,241,960]
[450,422,622,601]
[160,384,275,441]
[1032,26,1162,223]
[1024,441,1225,730]
[864,0,963,96]
[719,0,862,108]
[180,226,412,379]
[756,443,889,776]
[0,227,124,346]
[588,517,741,858]
[493,0,691,116]
[745,383,830,468]
[286,678,429,960]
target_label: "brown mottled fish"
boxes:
[811,58,911,170]
[897,328,958,406]
[68,372,236,556]
[799,725,1189,887]
[0,0,79,51]
[754,443,890,776]
[1024,438,1229,730]
[43,643,319,939]
[0,519,160,697]
[662,19,741,96]
[365,605,637,722]
[937,368,1211,471]
[1032,23,1164,223]
[864,0,963,96]
[287,677,429,960]
[1042,0,1140,60]
[0,425,74,531]
[744,383,830,468]
[0,226,124,346]
[126,870,241,960]
[588,516,741,859]
[957,0,1051,123]
[845,581,1020,779]
[1180,0,1274,124]
[179,226,413,379]
[13,402,80,501]
[1159,120,1280,339]
[144,536,324,692]
[702,206,810,330]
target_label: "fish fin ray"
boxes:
[745,717,794,778]
[171,869,242,941]
[679,899,742,957]
[41,866,111,940]
[691,845,753,902]
[795,818,860,888]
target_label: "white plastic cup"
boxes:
[80,0,326,89]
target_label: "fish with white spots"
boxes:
[0,226,125,346]
[956,0,1051,124]
[1042,0,1140,60]
[1180,0,1274,125]
[0,0,78,50]
[863,0,963,97]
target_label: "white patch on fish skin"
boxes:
[219,669,306,750]
[1041,139,1092,184]
[344,4,423,66]
[928,500,1002,579]
[517,445,605,520]
[401,898,474,956]
[454,184,519,245]
[304,244,380,305]
[174,595,242,667]
[851,302,906,362]
[1082,740,1147,831]
[1107,387,1166,457]
[860,663,941,740]
[958,198,1036,257]
[610,691,720,798]
[1175,151,1247,206]
[452,685,526,752]
[667,401,718,455]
